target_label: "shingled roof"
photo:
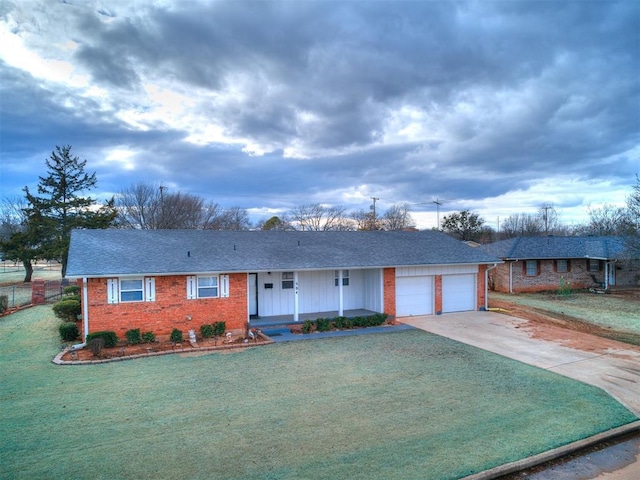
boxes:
[67,229,501,277]
[480,236,629,261]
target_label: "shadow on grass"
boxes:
[1,306,637,480]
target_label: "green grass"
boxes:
[0,262,62,285]
[491,291,640,336]
[1,307,636,480]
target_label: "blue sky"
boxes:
[1,0,638,229]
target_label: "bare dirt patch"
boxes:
[490,292,640,348]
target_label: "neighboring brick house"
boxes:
[480,236,639,293]
[66,229,501,341]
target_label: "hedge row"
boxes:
[301,313,388,334]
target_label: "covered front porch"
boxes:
[249,309,378,328]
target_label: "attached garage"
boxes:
[442,274,476,313]
[396,275,433,316]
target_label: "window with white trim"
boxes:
[588,259,600,272]
[187,275,225,299]
[334,270,349,286]
[282,272,294,289]
[107,277,155,303]
[197,276,219,298]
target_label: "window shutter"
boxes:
[186,276,197,299]
[107,278,118,304]
[567,260,571,272]
[220,274,230,298]
[145,277,156,302]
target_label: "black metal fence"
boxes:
[0,280,66,308]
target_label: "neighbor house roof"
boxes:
[480,236,629,261]
[67,229,502,277]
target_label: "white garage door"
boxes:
[396,276,433,316]
[442,274,476,313]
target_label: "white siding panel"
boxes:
[396,276,433,316]
[397,265,478,277]
[442,274,476,313]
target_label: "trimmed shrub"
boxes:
[316,317,332,332]
[86,331,118,348]
[142,331,156,343]
[59,322,79,341]
[200,324,214,339]
[170,328,183,343]
[301,319,315,334]
[52,298,81,321]
[0,294,8,314]
[370,313,388,326]
[125,328,141,345]
[213,321,226,336]
[333,316,346,329]
[63,285,80,296]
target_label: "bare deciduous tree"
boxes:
[574,204,634,236]
[381,203,415,231]
[116,183,247,230]
[289,203,354,231]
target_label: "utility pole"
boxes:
[432,198,442,230]
[370,197,379,230]
[541,205,552,235]
[159,185,167,228]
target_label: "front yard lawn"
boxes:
[1,306,637,480]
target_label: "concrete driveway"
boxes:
[399,311,640,416]
[399,311,640,480]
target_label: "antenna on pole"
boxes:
[432,198,442,230]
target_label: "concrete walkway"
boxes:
[399,311,640,416]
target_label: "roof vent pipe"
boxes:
[187,251,191,257]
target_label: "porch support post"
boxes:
[293,271,299,322]
[338,270,344,316]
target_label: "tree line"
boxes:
[1,145,639,281]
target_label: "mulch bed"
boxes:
[57,331,273,364]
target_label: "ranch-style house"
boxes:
[66,229,502,340]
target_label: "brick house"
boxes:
[66,229,501,341]
[480,236,639,293]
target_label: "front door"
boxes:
[249,273,258,318]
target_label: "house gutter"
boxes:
[72,277,89,350]
[485,263,498,310]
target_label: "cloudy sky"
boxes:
[1,0,638,229]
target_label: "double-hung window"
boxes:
[525,260,538,276]
[107,277,155,303]
[334,270,349,286]
[556,259,569,273]
[197,276,219,298]
[187,275,229,299]
[588,259,600,272]
[282,272,294,289]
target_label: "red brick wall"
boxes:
[477,265,487,309]
[489,259,599,293]
[383,268,396,318]
[84,273,248,340]
[434,275,442,314]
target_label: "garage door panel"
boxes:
[442,274,475,313]
[396,276,433,316]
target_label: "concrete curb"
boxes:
[462,420,640,479]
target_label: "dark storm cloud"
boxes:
[1,0,638,225]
